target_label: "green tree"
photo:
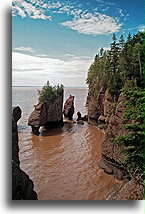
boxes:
[114,82,144,181]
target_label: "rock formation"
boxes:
[87,89,144,199]
[63,95,75,120]
[77,112,88,122]
[12,106,38,200]
[12,107,21,166]
[87,87,114,125]
[28,91,64,135]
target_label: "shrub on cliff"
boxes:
[38,83,64,103]
[114,81,144,182]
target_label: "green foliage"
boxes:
[86,32,144,100]
[86,32,144,181]
[38,83,64,103]
[114,85,144,179]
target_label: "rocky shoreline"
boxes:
[87,87,143,200]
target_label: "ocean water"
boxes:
[12,87,120,200]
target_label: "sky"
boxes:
[12,0,144,87]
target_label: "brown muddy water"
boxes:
[12,87,121,200]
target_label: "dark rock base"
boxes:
[12,161,38,200]
[45,119,64,129]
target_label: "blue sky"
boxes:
[12,0,144,87]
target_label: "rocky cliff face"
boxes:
[87,88,144,199]
[28,91,64,135]
[12,106,38,200]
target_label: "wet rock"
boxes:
[28,91,64,135]
[31,126,40,135]
[76,111,82,121]
[63,95,75,120]
[77,112,88,122]
[82,115,88,121]
[77,120,84,125]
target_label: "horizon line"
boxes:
[12,86,88,88]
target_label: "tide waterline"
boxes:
[12,87,121,200]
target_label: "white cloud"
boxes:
[128,24,144,32]
[117,8,129,20]
[97,46,110,53]
[61,13,122,35]
[12,5,26,18]
[12,0,123,35]
[12,0,51,20]
[12,52,93,87]
[64,54,75,57]
[14,46,36,53]
[138,25,144,32]
[102,7,109,12]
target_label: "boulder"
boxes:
[63,95,75,120]
[76,111,82,121]
[77,112,88,122]
[82,115,88,121]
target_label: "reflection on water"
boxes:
[13,87,121,200]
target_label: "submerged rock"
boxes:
[28,90,64,135]
[63,95,75,120]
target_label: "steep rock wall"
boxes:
[87,89,143,199]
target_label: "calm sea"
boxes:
[12,87,120,200]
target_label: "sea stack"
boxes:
[28,84,64,135]
[63,95,75,120]
[12,106,38,200]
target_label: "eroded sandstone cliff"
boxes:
[87,88,143,199]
